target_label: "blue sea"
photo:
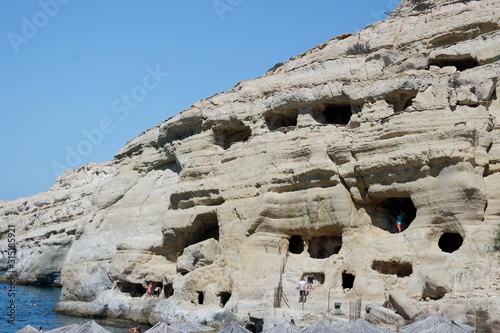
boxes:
[0,281,148,333]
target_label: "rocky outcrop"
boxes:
[2,0,500,331]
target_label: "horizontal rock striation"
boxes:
[2,0,500,330]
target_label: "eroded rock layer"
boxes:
[1,0,500,331]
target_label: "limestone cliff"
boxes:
[1,0,500,331]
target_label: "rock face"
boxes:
[1,0,500,331]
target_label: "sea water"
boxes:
[0,281,134,332]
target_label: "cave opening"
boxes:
[372,197,417,233]
[438,232,464,253]
[164,283,174,298]
[185,212,219,248]
[197,291,204,305]
[308,235,342,258]
[265,110,298,130]
[218,291,232,307]
[248,317,263,333]
[385,89,419,112]
[322,104,352,125]
[213,125,251,150]
[117,281,146,298]
[372,260,413,277]
[288,235,304,254]
[428,55,479,71]
[342,272,355,290]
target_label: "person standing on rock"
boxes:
[306,275,315,293]
[154,285,161,297]
[298,278,307,302]
[396,211,406,233]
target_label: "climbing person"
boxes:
[306,275,315,293]
[146,282,153,297]
[298,278,308,302]
[396,210,406,233]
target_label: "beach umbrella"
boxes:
[217,321,252,333]
[263,321,302,333]
[145,322,188,333]
[399,314,449,333]
[16,325,39,333]
[399,315,475,333]
[302,320,343,333]
[169,317,215,332]
[341,319,393,333]
[419,321,475,333]
[45,324,81,333]
[74,320,111,333]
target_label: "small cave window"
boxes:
[372,197,417,234]
[248,317,263,333]
[372,261,413,277]
[185,212,219,248]
[197,291,204,305]
[342,272,355,290]
[308,235,342,258]
[323,104,352,125]
[164,283,174,298]
[438,232,464,253]
[428,55,478,71]
[213,125,251,150]
[265,110,298,130]
[288,235,304,254]
[218,291,232,307]
[117,281,146,298]
[385,90,419,112]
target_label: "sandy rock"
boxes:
[1,0,500,331]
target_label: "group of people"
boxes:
[145,282,162,297]
[298,275,315,301]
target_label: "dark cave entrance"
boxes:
[164,283,174,298]
[218,291,232,307]
[288,235,304,254]
[308,235,342,258]
[372,197,417,233]
[372,260,413,277]
[438,232,464,253]
[342,272,355,290]
[385,89,419,112]
[265,110,298,130]
[428,55,479,71]
[117,281,146,298]
[213,125,251,149]
[197,291,204,305]
[185,212,219,248]
[322,104,352,125]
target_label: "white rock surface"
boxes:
[1,0,500,331]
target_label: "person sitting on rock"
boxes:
[146,283,153,297]
[396,211,406,233]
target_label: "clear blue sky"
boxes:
[0,1,399,201]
